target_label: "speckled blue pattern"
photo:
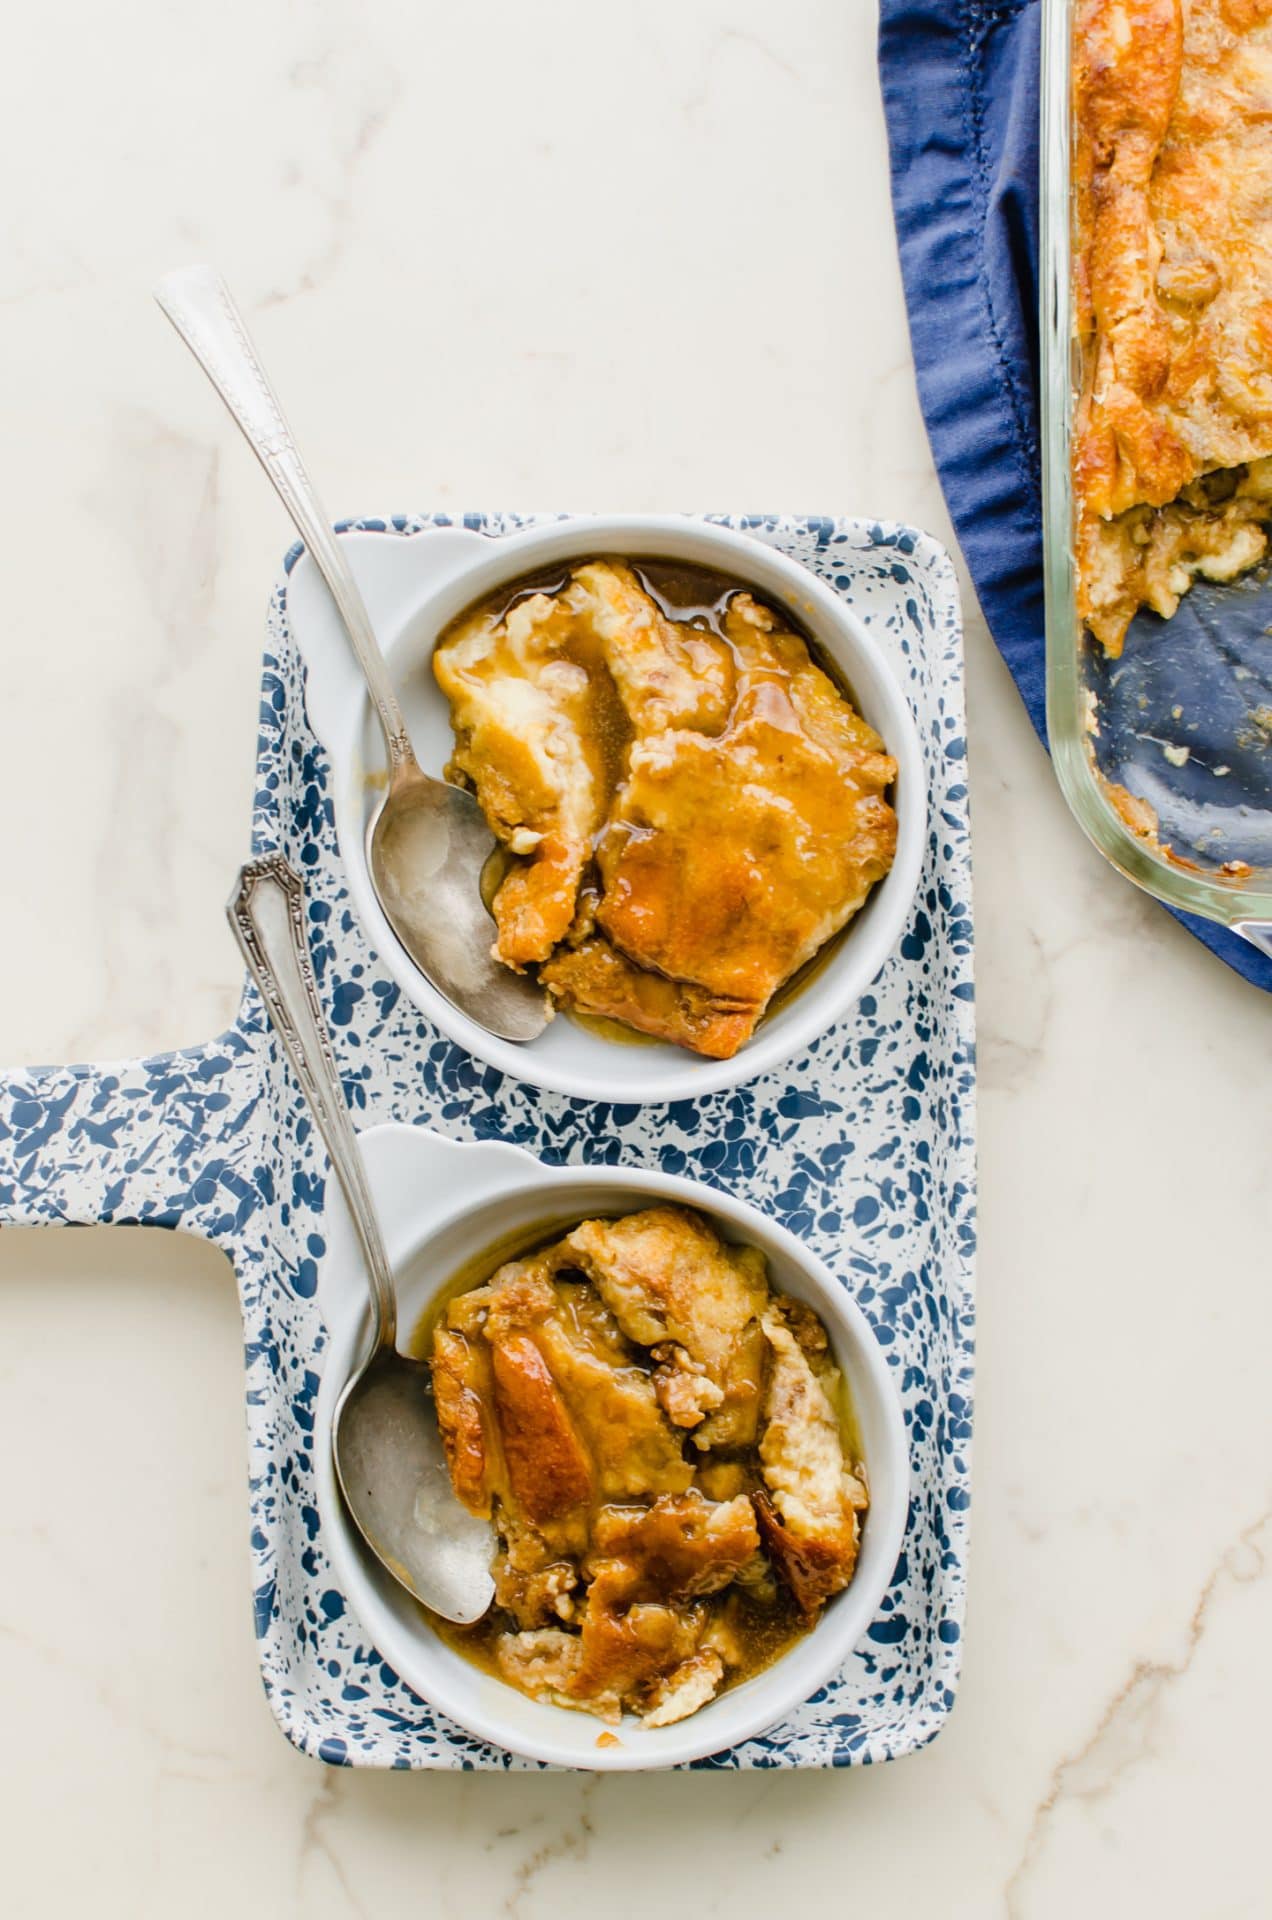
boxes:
[0,514,975,1770]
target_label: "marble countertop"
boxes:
[2,1,1268,1913]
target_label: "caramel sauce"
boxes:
[443,556,866,776]
[479,842,515,919]
[765,912,858,1023]
[564,1009,660,1048]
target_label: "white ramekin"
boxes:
[314,1125,909,1772]
[288,515,925,1104]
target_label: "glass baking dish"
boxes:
[1040,0,1272,960]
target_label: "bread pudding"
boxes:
[1074,0,1272,653]
[432,558,898,1057]
[429,1205,868,1728]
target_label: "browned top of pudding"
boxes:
[1073,0,1272,652]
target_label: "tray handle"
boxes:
[0,1027,259,1237]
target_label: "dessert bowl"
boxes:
[314,1124,910,1772]
[287,514,926,1103]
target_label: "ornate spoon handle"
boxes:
[155,264,413,770]
[228,855,397,1353]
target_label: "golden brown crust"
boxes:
[1074,0,1272,650]
[585,1493,761,1602]
[490,1334,594,1527]
[566,1588,707,1722]
[752,1489,857,1623]
[539,937,762,1059]
[593,595,897,1013]
[558,1207,769,1451]
[753,1304,865,1616]
[431,1328,495,1518]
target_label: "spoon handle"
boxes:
[154,264,414,772]
[228,855,397,1354]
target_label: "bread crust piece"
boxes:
[432,1327,496,1517]
[592,594,897,1011]
[496,1494,756,1723]
[557,1207,770,1450]
[753,1304,868,1618]
[640,1651,727,1728]
[433,589,615,967]
[584,1492,761,1602]
[539,937,762,1059]
[489,1334,594,1530]
[451,1253,694,1514]
[1074,0,1272,652]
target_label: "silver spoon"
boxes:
[229,853,495,1624]
[158,263,548,1043]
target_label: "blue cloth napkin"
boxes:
[878,0,1272,992]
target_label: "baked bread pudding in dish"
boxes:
[1074,0,1272,655]
[430,1205,868,1728]
[433,558,898,1057]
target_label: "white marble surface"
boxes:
[1,0,1269,1912]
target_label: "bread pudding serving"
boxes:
[430,1205,868,1728]
[1074,0,1272,654]
[433,558,898,1057]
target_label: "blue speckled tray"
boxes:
[0,514,975,1770]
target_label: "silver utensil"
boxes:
[158,263,548,1043]
[229,854,494,1625]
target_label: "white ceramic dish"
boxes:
[315,1123,909,1772]
[287,514,925,1104]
